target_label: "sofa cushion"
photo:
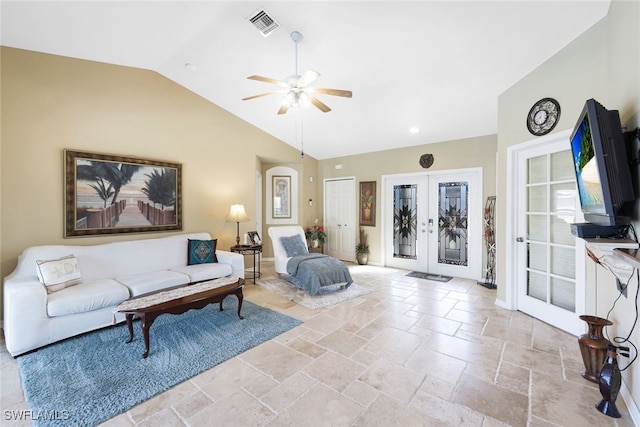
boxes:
[47,279,130,317]
[115,270,190,296]
[36,254,82,293]
[170,263,233,284]
[187,239,218,265]
[280,235,309,257]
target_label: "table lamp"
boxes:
[227,204,249,246]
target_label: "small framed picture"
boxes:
[248,231,261,246]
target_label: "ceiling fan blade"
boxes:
[310,96,332,113]
[277,104,289,115]
[247,75,290,88]
[241,92,280,101]
[312,88,353,98]
[298,70,320,87]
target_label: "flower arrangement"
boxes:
[305,221,326,245]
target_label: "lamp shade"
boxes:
[227,204,249,222]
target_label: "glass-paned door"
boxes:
[516,137,585,335]
[383,170,481,280]
[428,172,481,279]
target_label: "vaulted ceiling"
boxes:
[1,1,611,159]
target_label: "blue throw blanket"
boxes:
[286,253,353,295]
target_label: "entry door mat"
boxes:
[406,271,452,282]
[17,299,302,427]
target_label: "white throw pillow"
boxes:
[36,254,82,293]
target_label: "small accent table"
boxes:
[230,245,262,283]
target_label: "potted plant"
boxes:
[356,228,369,265]
[305,220,326,248]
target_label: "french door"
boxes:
[510,130,585,335]
[383,169,482,280]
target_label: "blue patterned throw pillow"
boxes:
[280,235,309,257]
[187,239,218,265]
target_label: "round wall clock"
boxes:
[526,98,561,136]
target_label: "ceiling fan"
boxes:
[242,31,352,115]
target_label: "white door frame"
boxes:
[505,129,586,335]
[381,167,483,280]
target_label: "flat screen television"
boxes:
[569,98,634,226]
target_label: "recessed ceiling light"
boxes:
[184,62,197,72]
[409,127,420,134]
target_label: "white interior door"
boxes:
[324,178,356,261]
[512,132,585,335]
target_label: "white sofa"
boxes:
[2,232,244,357]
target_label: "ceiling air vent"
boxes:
[247,7,280,37]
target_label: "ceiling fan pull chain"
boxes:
[300,114,304,158]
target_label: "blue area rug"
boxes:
[17,299,302,427]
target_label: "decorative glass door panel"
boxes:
[437,182,468,266]
[393,184,418,259]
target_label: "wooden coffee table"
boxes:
[115,276,244,358]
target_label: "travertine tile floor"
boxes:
[1,262,635,426]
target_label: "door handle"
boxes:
[516,237,525,242]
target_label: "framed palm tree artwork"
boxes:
[64,149,182,237]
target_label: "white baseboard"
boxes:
[620,378,640,425]
[494,298,512,310]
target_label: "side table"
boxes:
[230,245,262,284]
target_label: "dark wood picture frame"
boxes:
[359,181,376,226]
[64,149,182,237]
[247,231,261,246]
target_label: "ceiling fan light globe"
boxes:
[286,90,297,103]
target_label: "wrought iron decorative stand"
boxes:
[479,196,496,289]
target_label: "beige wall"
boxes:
[497,0,640,413]
[0,47,321,315]
[318,134,497,265]
[0,47,498,323]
